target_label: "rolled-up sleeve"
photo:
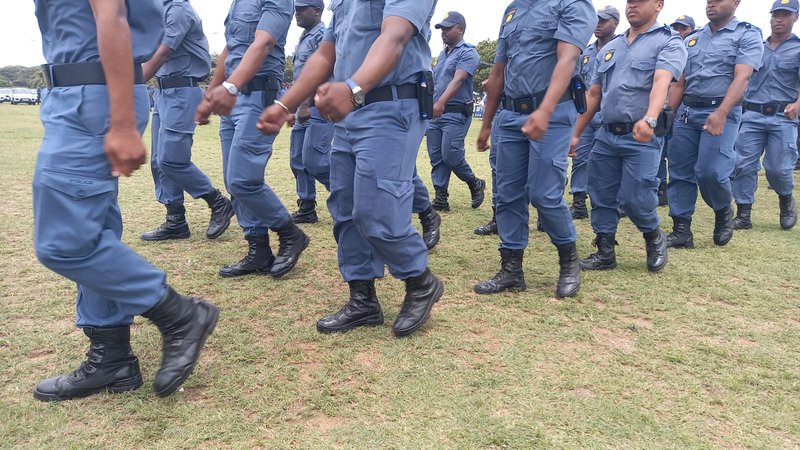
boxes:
[657,35,688,82]
[384,0,436,35]
[458,48,480,75]
[257,0,292,38]
[553,0,597,51]
[737,27,765,70]
[162,4,192,51]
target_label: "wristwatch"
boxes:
[345,79,365,107]
[642,115,658,129]
[222,81,240,96]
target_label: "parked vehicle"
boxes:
[11,88,39,105]
[0,88,11,103]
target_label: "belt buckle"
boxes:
[710,99,719,106]
[764,104,776,115]
[613,125,624,135]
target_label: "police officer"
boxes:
[288,0,333,224]
[657,15,699,207]
[571,0,687,272]
[196,0,309,278]
[140,0,234,242]
[732,0,800,231]
[568,5,620,220]
[474,106,501,235]
[666,0,764,248]
[32,0,218,401]
[475,0,596,298]
[258,0,444,337]
[427,11,485,212]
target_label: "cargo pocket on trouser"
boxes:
[714,146,736,183]
[629,176,660,214]
[34,169,117,259]
[355,177,414,241]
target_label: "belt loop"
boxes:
[391,85,399,101]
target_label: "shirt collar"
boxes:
[303,21,325,37]
[765,33,800,45]
[703,17,740,34]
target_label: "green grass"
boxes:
[1,103,799,449]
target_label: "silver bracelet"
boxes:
[274,99,293,114]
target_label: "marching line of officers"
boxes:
[28,0,799,402]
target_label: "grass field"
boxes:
[1,102,799,449]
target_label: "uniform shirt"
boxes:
[495,0,597,100]
[683,18,764,98]
[576,40,601,85]
[158,0,211,79]
[433,41,480,105]
[591,23,687,124]
[293,22,326,81]
[34,0,162,64]
[224,0,293,80]
[323,0,437,86]
[744,34,800,104]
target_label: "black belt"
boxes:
[604,122,636,136]
[42,62,144,88]
[156,76,203,90]
[443,102,474,115]
[364,83,418,105]
[501,90,572,114]
[743,100,795,116]
[682,95,740,108]
[240,74,280,94]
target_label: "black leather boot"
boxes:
[316,280,384,333]
[556,243,581,298]
[34,327,143,402]
[643,228,668,272]
[141,204,190,241]
[270,220,310,278]
[201,189,234,239]
[468,177,486,209]
[570,192,589,220]
[393,268,444,337]
[657,182,668,207]
[219,234,274,277]
[666,216,694,249]
[713,205,734,246]
[474,248,526,294]
[581,233,617,270]
[291,199,318,224]
[418,207,441,250]
[474,207,498,235]
[142,286,219,397]
[780,194,797,230]
[733,203,752,230]
[431,187,450,212]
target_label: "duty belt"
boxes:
[364,83,418,105]
[682,95,741,108]
[443,102,474,116]
[156,76,204,90]
[603,122,635,136]
[501,90,572,114]
[743,101,795,116]
[42,62,144,88]
[240,74,280,94]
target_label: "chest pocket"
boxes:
[706,49,736,67]
[776,59,800,73]
[228,8,261,44]
[357,0,384,23]
[629,59,656,87]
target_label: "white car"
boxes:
[0,88,11,103]
[11,88,38,105]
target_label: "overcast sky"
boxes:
[2,1,797,67]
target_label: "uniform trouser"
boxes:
[411,171,430,214]
[328,98,428,281]
[495,102,578,249]
[219,91,290,237]
[657,136,670,186]
[667,104,742,218]
[570,112,601,194]
[290,106,334,200]
[732,111,799,204]
[150,87,214,206]
[426,112,475,189]
[33,85,166,327]
[490,117,499,208]
[588,127,663,234]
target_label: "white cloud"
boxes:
[1,1,795,67]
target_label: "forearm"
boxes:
[142,45,173,81]
[350,17,414,93]
[538,43,580,115]
[574,88,600,137]
[281,43,335,111]
[481,66,504,131]
[208,48,228,89]
[667,78,684,111]
[437,74,467,105]
[226,35,273,89]
[646,71,672,118]
[91,0,136,129]
[717,76,750,116]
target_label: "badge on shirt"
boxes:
[604,50,614,62]
[505,9,516,24]
[688,37,698,47]
[583,55,590,65]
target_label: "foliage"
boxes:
[0,66,43,88]
[474,39,497,95]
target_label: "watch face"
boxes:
[354,91,365,105]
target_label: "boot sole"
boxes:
[33,374,143,402]
[218,268,272,278]
[713,234,733,246]
[206,208,235,240]
[580,262,616,271]
[556,283,580,298]
[474,283,527,295]
[316,314,385,334]
[648,260,668,273]
[141,233,191,242]
[474,228,498,236]
[270,235,310,279]
[154,304,220,398]
[733,224,752,230]
[393,278,444,337]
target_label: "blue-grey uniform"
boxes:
[219,0,293,236]
[667,18,764,218]
[732,34,800,204]
[570,41,603,195]
[32,0,166,327]
[494,0,596,250]
[588,23,687,234]
[289,21,333,201]
[150,0,214,207]
[427,40,480,190]
[324,0,436,281]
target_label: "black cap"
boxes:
[435,11,466,29]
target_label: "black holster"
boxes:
[417,71,434,119]
[570,76,587,114]
[655,107,674,137]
